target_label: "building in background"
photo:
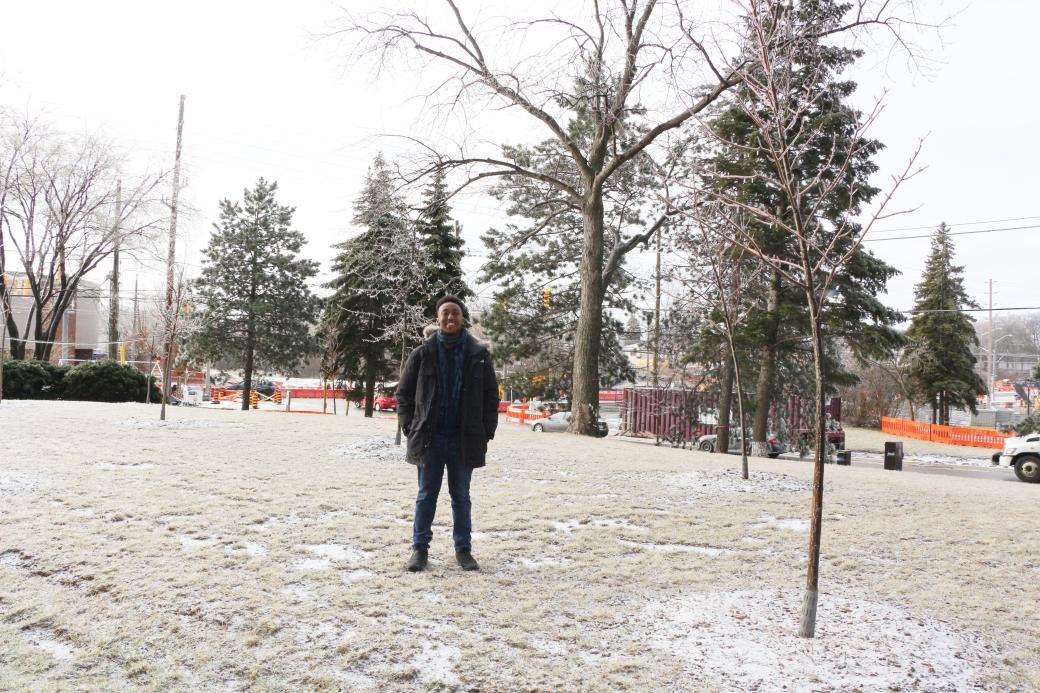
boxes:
[1,273,102,363]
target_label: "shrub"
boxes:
[61,360,161,403]
[1014,412,1040,436]
[1,360,53,399]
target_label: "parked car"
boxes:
[530,411,608,437]
[697,431,783,458]
[355,394,398,412]
[991,434,1040,483]
[497,400,511,413]
[223,380,276,396]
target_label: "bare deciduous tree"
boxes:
[0,113,167,361]
[680,1,924,637]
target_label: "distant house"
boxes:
[1,272,103,364]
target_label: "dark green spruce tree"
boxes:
[415,169,470,321]
[190,179,320,411]
[905,223,985,425]
[323,154,427,417]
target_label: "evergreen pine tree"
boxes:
[190,179,320,410]
[905,223,985,424]
[415,169,470,320]
[322,155,429,416]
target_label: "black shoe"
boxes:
[455,550,479,571]
[406,547,428,572]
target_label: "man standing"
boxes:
[397,295,499,572]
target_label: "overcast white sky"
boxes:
[3,0,1038,325]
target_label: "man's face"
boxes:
[437,302,464,335]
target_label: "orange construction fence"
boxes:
[506,405,547,425]
[880,416,1013,449]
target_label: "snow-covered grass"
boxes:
[0,401,1036,691]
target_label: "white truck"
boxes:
[992,435,1040,483]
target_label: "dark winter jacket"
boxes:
[396,332,499,469]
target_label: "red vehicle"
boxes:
[498,400,511,413]
[354,394,398,412]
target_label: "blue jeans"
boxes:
[412,432,473,551]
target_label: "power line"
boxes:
[864,224,1040,243]
[902,306,1040,314]
[870,214,1040,235]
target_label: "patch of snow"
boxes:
[670,468,812,495]
[70,507,96,516]
[232,542,267,557]
[95,461,155,470]
[516,556,573,570]
[750,516,808,532]
[248,514,301,531]
[178,535,218,550]
[337,670,377,689]
[410,641,461,686]
[529,637,569,656]
[340,568,375,583]
[280,585,314,600]
[0,400,31,408]
[300,543,371,563]
[0,473,46,496]
[23,627,75,660]
[293,558,332,571]
[330,436,405,463]
[295,621,355,646]
[641,588,994,692]
[0,550,32,568]
[619,540,730,556]
[115,417,222,430]
[552,517,648,534]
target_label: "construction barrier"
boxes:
[880,416,1013,449]
[282,388,347,399]
[250,390,259,409]
[274,390,282,404]
[506,406,548,425]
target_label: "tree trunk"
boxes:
[363,357,376,418]
[752,269,782,456]
[799,297,827,639]
[716,357,734,454]
[242,315,255,412]
[569,193,606,435]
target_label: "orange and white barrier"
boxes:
[880,416,1013,449]
[506,406,546,425]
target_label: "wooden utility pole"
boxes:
[161,95,185,422]
[988,278,994,403]
[132,277,139,363]
[652,228,662,387]
[108,181,121,360]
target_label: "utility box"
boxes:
[883,441,903,471]
[835,450,851,466]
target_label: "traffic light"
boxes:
[543,287,551,308]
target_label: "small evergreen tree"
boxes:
[323,155,430,417]
[905,223,985,425]
[415,169,470,319]
[189,179,320,410]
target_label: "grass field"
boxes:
[0,401,1035,691]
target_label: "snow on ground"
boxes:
[0,401,1036,691]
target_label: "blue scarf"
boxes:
[435,328,467,431]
